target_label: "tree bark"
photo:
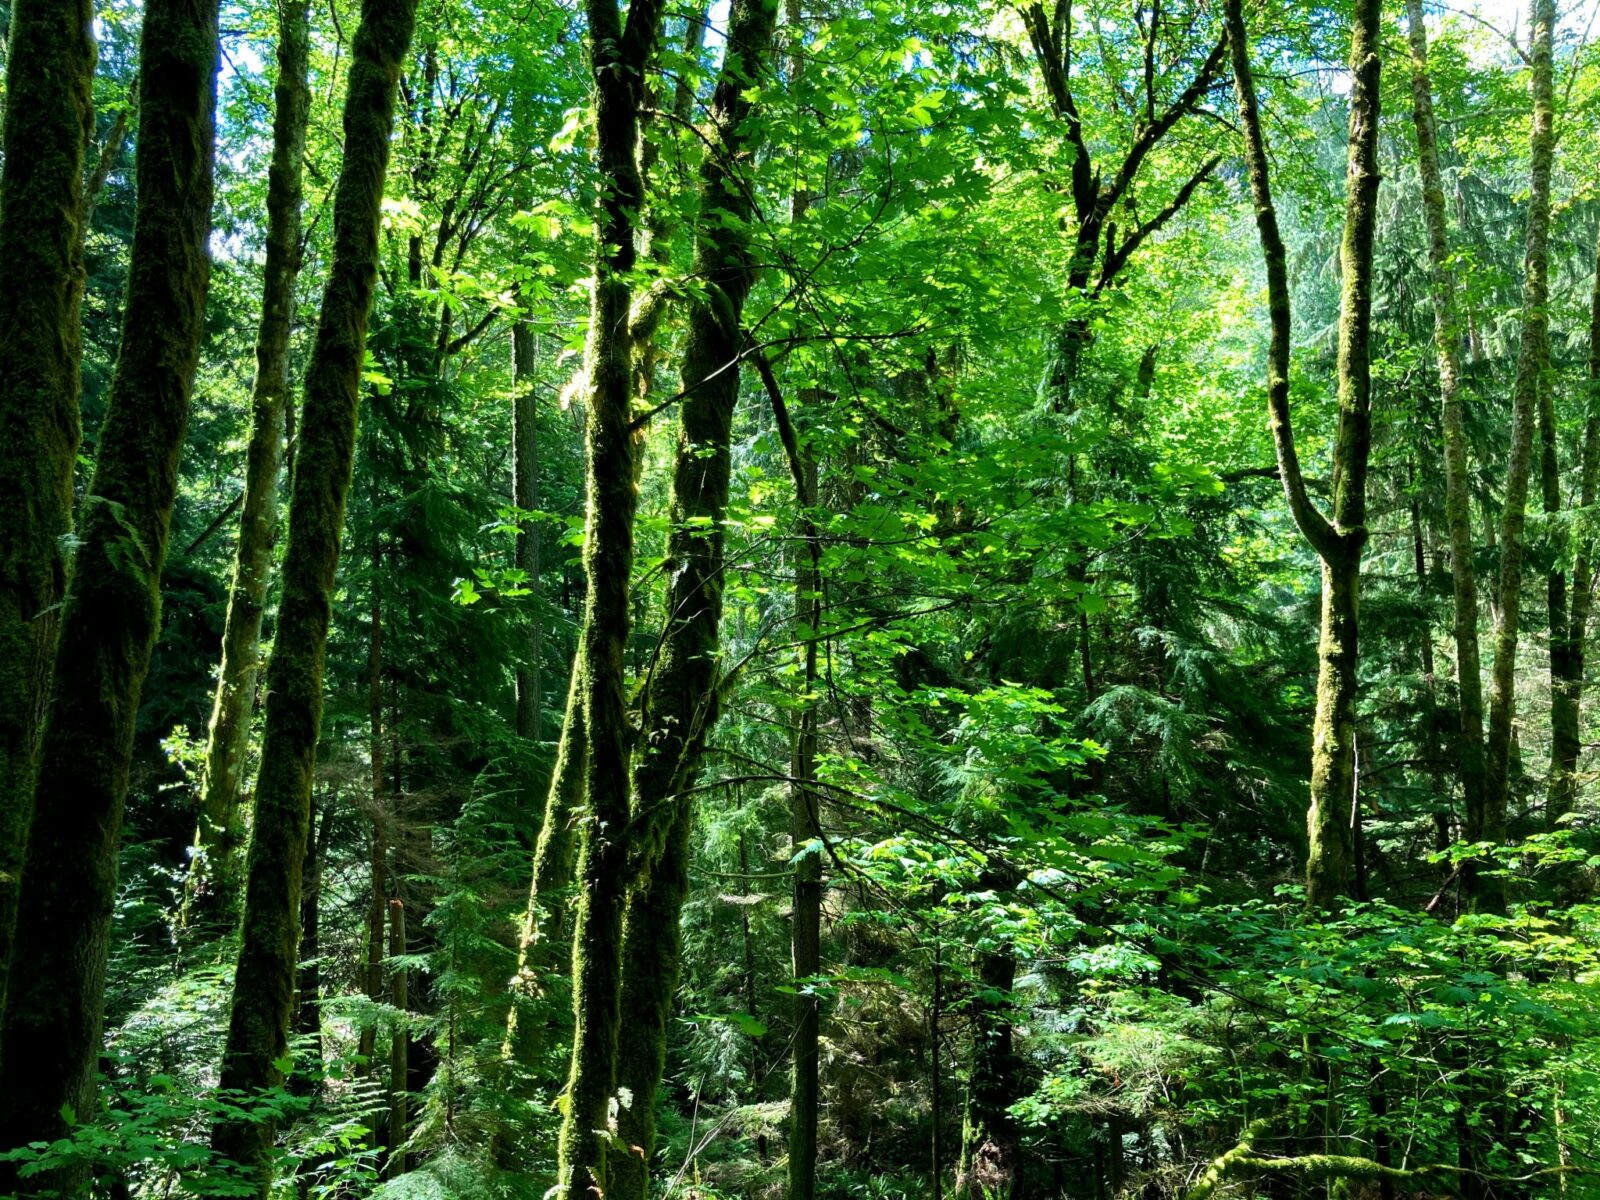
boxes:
[386,899,409,1179]
[0,0,220,1189]
[553,0,665,1188]
[1481,0,1556,913]
[1227,0,1381,911]
[0,0,96,1005]
[1405,0,1487,841]
[188,0,313,909]
[291,795,335,1095]
[513,320,542,741]
[210,0,418,1185]
[958,948,1021,1198]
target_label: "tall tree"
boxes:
[1404,0,1486,866]
[550,0,666,1188]
[1227,0,1382,910]
[210,0,420,1184]
[1481,0,1556,911]
[0,0,96,1004]
[608,0,781,1192]
[187,0,314,908]
[0,0,222,1188]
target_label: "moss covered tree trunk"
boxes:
[1481,0,1555,912]
[552,0,664,1187]
[210,0,418,1184]
[1227,0,1380,912]
[958,948,1021,1198]
[0,0,96,1004]
[188,0,313,909]
[513,320,542,741]
[0,0,221,1188]
[603,3,779,1193]
[1404,0,1487,848]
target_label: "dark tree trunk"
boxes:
[291,795,335,1095]
[188,0,313,911]
[958,949,1021,1199]
[0,0,96,1003]
[0,0,221,1190]
[210,0,418,1185]
[386,899,409,1179]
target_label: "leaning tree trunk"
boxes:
[1481,0,1555,914]
[0,0,221,1189]
[605,2,780,1193]
[210,0,418,1186]
[0,0,96,1005]
[1227,0,1380,913]
[552,0,665,1188]
[1404,0,1487,853]
[187,0,313,912]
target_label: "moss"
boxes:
[187,0,313,915]
[0,0,96,1009]
[209,0,418,1188]
[0,0,221,1191]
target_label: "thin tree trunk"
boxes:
[958,948,1021,1199]
[359,577,387,1076]
[291,794,334,1095]
[386,899,409,1179]
[1481,0,1556,913]
[1547,230,1600,831]
[931,940,944,1200]
[188,0,313,910]
[211,0,418,1185]
[1227,0,1380,912]
[0,0,95,1004]
[601,2,780,1192]
[553,0,665,1187]
[0,0,220,1189]
[1405,0,1487,841]
[513,320,542,741]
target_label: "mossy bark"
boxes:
[603,2,779,1193]
[210,0,417,1185]
[1404,0,1487,848]
[1481,0,1555,913]
[188,0,313,908]
[1228,0,1380,912]
[0,0,96,1007]
[0,0,221,1190]
[958,949,1022,1199]
[553,0,664,1188]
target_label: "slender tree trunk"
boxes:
[188,0,313,909]
[553,0,664,1188]
[1481,0,1555,913]
[958,948,1021,1199]
[0,0,95,1003]
[291,795,334,1094]
[360,582,387,1076]
[1227,0,1380,912]
[600,4,779,1193]
[931,940,944,1200]
[211,0,418,1185]
[513,321,542,741]
[386,899,409,1178]
[1405,0,1487,841]
[0,0,220,1189]
[1547,231,1600,831]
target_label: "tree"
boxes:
[211,0,420,1183]
[0,0,222,1188]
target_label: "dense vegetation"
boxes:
[3,0,1600,1193]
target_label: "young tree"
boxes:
[0,0,96,1004]
[1227,0,1382,910]
[187,0,314,909]
[0,0,222,1188]
[211,0,420,1184]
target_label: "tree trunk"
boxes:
[291,795,334,1094]
[0,0,95,1004]
[1404,0,1487,842]
[0,0,220,1189]
[1227,0,1380,912]
[386,899,409,1179]
[188,0,312,909]
[1481,0,1555,913]
[958,948,1021,1199]
[553,0,664,1188]
[1547,229,1600,831]
[513,320,542,741]
[602,2,780,1192]
[210,0,418,1184]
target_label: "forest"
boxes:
[2,0,1600,1190]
